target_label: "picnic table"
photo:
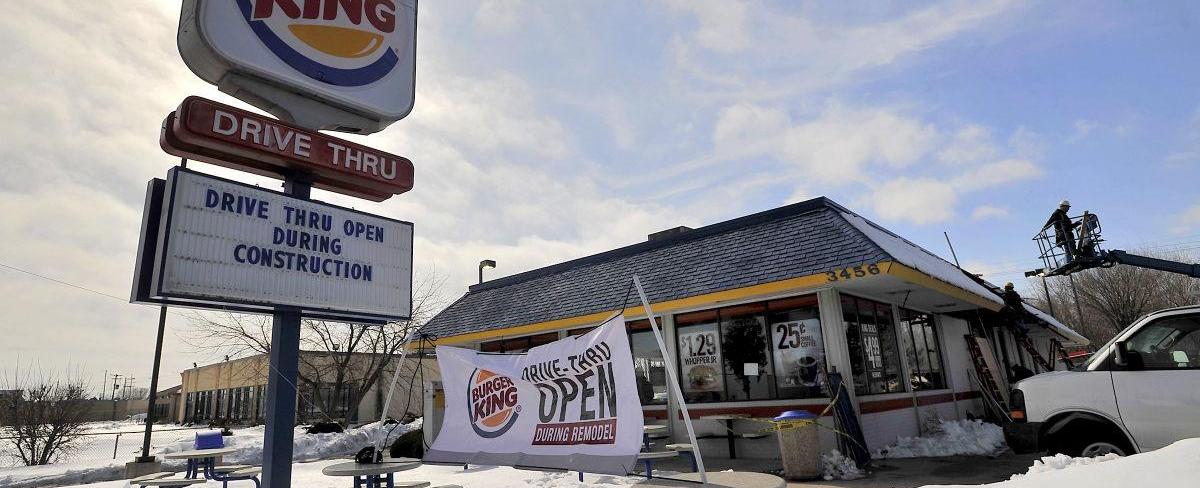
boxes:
[163,447,238,479]
[699,414,751,459]
[642,424,668,450]
[322,459,423,488]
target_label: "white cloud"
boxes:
[1068,119,1099,143]
[869,178,958,225]
[664,0,752,53]
[1171,204,1200,235]
[952,158,1043,191]
[938,124,998,165]
[971,205,1012,221]
[1165,105,1200,166]
[779,103,938,184]
[663,0,1023,101]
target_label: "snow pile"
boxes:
[156,420,420,466]
[821,449,866,480]
[1010,453,1120,480]
[920,438,1200,488]
[876,419,1005,458]
[0,461,129,488]
[0,420,420,488]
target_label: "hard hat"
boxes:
[1005,282,1014,289]
[1059,200,1070,207]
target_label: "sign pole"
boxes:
[262,175,310,488]
[632,275,706,483]
[136,305,169,462]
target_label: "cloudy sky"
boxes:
[1,1,1198,396]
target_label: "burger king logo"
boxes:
[468,368,520,438]
[237,0,409,87]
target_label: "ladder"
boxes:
[1051,338,1074,369]
[964,335,1008,413]
[1014,333,1053,372]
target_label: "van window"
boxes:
[1126,314,1200,369]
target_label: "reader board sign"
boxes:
[426,314,643,475]
[132,167,412,322]
[178,0,416,133]
[160,96,414,202]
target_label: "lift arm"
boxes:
[1105,250,1200,278]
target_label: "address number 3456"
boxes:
[825,263,882,282]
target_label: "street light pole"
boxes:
[478,259,496,284]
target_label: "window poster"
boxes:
[678,323,724,397]
[771,319,824,389]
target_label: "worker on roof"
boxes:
[1003,282,1030,334]
[1042,200,1080,264]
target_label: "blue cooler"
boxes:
[195,430,225,450]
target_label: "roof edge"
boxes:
[469,196,849,293]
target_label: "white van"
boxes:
[1005,305,1200,456]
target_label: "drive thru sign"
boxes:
[161,96,415,201]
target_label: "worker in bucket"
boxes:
[1042,200,1080,263]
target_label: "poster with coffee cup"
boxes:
[771,319,823,389]
[678,324,724,396]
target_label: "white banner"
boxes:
[425,314,643,474]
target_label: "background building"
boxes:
[418,197,1087,458]
[176,352,434,426]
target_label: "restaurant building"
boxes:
[418,197,1087,457]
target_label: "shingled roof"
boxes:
[420,197,897,340]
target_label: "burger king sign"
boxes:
[178,0,417,134]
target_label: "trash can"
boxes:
[774,410,820,480]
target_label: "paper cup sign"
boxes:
[427,315,643,475]
[133,167,413,322]
[771,319,824,394]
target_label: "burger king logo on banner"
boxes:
[468,369,520,438]
[237,0,408,87]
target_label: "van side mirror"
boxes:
[1112,341,1128,367]
[1112,341,1143,370]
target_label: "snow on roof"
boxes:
[1023,301,1090,346]
[840,212,1004,308]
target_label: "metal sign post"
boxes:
[261,175,310,488]
[632,275,706,483]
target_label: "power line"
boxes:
[0,261,129,303]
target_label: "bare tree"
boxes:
[181,272,446,423]
[1027,250,1200,345]
[1,370,91,466]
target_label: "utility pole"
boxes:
[101,369,108,400]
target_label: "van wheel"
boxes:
[1053,433,1131,457]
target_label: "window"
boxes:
[768,296,826,399]
[676,310,725,402]
[1125,314,1200,369]
[674,294,827,403]
[720,304,774,401]
[627,320,668,405]
[899,308,946,390]
[842,295,905,395]
[480,332,560,353]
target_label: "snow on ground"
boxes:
[820,449,866,481]
[48,459,645,488]
[876,419,1005,458]
[1009,452,1120,480]
[922,438,1200,488]
[0,420,419,488]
